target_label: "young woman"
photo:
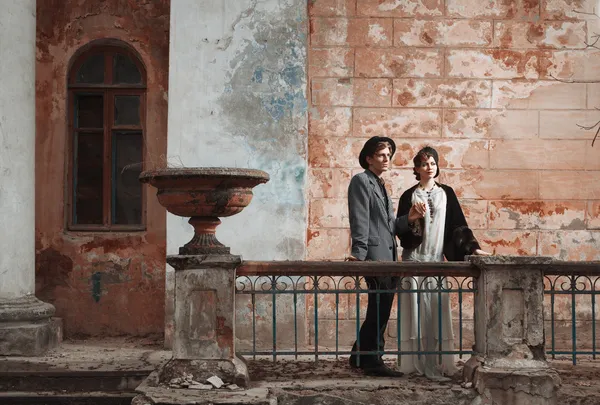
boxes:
[395,146,489,381]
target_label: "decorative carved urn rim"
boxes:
[139,167,270,185]
[139,167,269,256]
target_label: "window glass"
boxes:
[113,53,142,84]
[112,131,143,225]
[75,94,103,128]
[74,132,104,224]
[75,53,105,84]
[114,96,140,126]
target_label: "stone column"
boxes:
[465,256,561,405]
[0,0,58,356]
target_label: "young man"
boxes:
[347,136,403,377]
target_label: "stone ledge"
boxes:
[167,254,242,270]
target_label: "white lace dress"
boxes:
[398,185,459,381]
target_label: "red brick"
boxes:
[309,198,350,228]
[492,80,586,109]
[392,140,489,170]
[541,0,598,20]
[443,109,539,139]
[460,199,488,229]
[309,48,355,77]
[473,230,538,256]
[447,50,541,80]
[309,107,352,138]
[353,108,441,138]
[539,110,598,139]
[387,169,417,198]
[311,78,354,106]
[306,291,351,321]
[393,79,492,108]
[489,201,587,230]
[308,168,354,198]
[588,83,600,108]
[394,20,492,47]
[311,18,392,47]
[447,0,540,19]
[355,48,443,78]
[354,78,392,106]
[489,139,587,170]
[307,228,351,260]
[494,22,586,49]
[308,136,363,168]
[541,50,600,81]
[309,0,356,16]
[357,0,443,17]
[540,171,600,199]
[538,231,600,260]
[442,170,539,199]
[587,202,600,229]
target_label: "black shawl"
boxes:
[396,183,480,262]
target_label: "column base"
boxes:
[473,366,561,405]
[159,357,249,388]
[0,296,60,356]
[133,356,258,405]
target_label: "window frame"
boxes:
[66,45,147,232]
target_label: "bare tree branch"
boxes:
[572,8,599,18]
[576,121,600,146]
[548,74,600,84]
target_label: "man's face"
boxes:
[366,147,391,176]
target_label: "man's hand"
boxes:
[473,249,492,256]
[345,256,359,261]
[408,202,426,223]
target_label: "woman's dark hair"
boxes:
[412,146,440,180]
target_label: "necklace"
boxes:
[419,183,436,223]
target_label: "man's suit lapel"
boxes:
[366,171,395,234]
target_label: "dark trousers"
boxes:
[350,276,398,368]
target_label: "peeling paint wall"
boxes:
[167,0,308,349]
[167,0,308,261]
[307,0,600,262]
[35,0,170,337]
[306,0,600,346]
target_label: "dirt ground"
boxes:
[2,339,599,404]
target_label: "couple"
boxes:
[346,136,490,379]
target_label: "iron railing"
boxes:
[544,261,600,365]
[235,260,600,366]
[235,261,477,366]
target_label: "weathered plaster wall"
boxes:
[167,0,308,261]
[167,0,308,349]
[305,0,600,345]
[35,0,169,337]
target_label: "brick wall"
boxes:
[307,0,600,262]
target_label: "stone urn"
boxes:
[139,167,269,255]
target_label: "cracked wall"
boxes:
[166,0,307,262]
[35,0,170,337]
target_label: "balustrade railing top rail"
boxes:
[237,260,478,277]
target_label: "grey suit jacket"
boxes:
[348,170,398,262]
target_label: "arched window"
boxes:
[68,43,146,231]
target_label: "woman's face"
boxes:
[415,156,437,181]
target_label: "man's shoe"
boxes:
[362,364,404,377]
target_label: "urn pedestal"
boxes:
[134,168,269,404]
